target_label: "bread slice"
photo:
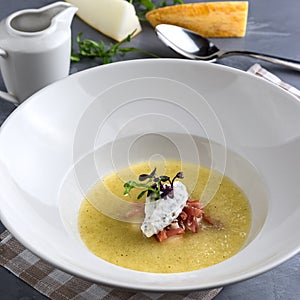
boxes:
[146,1,248,38]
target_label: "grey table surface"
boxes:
[1,0,300,299]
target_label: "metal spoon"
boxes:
[155,24,300,71]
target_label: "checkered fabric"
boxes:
[0,231,222,300]
[247,63,300,99]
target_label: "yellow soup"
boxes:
[78,160,251,273]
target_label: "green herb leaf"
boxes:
[123,168,184,200]
[137,190,148,199]
[71,31,158,64]
[123,181,137,196]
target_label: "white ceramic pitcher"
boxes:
[0,2,77,105]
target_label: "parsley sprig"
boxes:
[124,168,184,200]
[71,31,158,64]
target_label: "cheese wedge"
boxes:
[65,0,142,41]
[146,1,248,38]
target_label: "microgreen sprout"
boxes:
[123,168,184,200]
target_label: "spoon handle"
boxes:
[221,50,300,71]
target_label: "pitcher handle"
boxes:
[0,90,19,105]
[0,49,19,105]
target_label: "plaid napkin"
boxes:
[247,63,300,99]
[1,63,299,300]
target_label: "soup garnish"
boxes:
[123,168,221,242]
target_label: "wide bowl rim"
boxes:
[1,58,300,292]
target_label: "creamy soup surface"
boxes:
[78,160,251,273]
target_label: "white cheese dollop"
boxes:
[141,181,188,237]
